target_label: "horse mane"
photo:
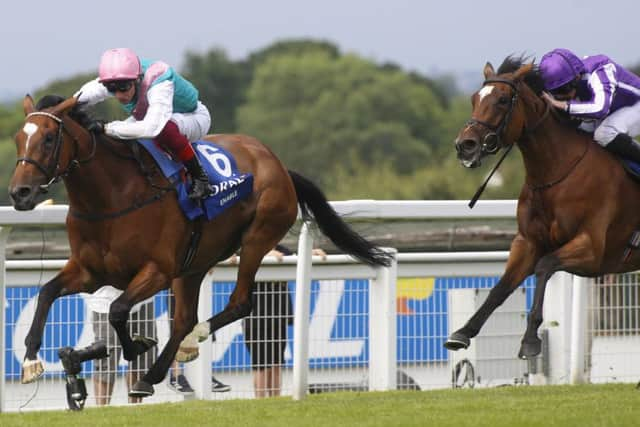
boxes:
[498,55,587,134]
[35,94,95,128]
[496,55,546,96]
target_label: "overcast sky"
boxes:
[3,0,640,98]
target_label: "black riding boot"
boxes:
[184,157,213,200]
[605,134,640,164]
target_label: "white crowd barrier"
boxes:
[0,201,638,412]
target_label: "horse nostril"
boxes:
[11,185,32,201]
[458,139,478,154]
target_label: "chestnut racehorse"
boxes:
[9,95,392,397]
[447,57,640,360]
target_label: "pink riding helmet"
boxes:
[98,48,141,82]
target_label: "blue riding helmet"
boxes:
[539,48,586,91]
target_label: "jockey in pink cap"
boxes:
[75,48,213,200]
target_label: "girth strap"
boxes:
[180,218,204,272]
[623,230,640,263]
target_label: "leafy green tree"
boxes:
[0,137,16,204]
[237,51,446,188]
[0,103,23,139]
[182,48,250,133]
[182,40,342,134]
[0,38,528,204]
[247,39,340,65]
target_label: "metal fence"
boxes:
[2,201,640,412]
[587,273,640,383]
[4,253,538,411]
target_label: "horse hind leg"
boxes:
[175,274,211,362]
[176,249,264,362]
[178,215,289,362]
[176,320,210,362]
[519,232,598,359]
[130,276,201,397]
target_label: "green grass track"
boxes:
[1,383,638,427]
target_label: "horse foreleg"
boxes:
[110,262,167,362]
[445,234,538,351]
[22,260,88,383]
[130,275,201,397]
[519,232,597,359]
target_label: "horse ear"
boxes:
[513,63,534,81]
[51,96,78,117]
[23,95,35,116]
[483,62,496,79]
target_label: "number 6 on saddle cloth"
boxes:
[139,139,254,220]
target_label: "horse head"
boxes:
[455,61,534,168]
[9,95,89,210]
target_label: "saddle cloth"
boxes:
[622,158,640,182]
[138,139,253,221]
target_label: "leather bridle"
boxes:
[465,77,520,155]
[16,112,96,192]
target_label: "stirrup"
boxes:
[188,180,213,200]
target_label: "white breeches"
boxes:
[593,101,640,145]
[171,101,212,142]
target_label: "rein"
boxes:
[20,111,176,221]
[70,140,177,222]
[527,133,590,191]
[468,76,555,207]
[18,112,96,192]
[468,96,553,208]
[467,78,521,208]
[519,98,589,191]
[466,78,519,155]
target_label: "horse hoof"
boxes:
[123,336,158,361]
[518,339,542,359]
[133,335,158,352]
[129,380,154,398]
[175,322,209,363]
[192,322,210,342]
[444,331,470,351]
[176,345,200,363]
[21,359,44,384]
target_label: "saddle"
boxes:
[138,139,253,220]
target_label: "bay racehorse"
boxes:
[447,56,640,360]
[9,94,392,397]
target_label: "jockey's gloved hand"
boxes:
[87,120,105,134]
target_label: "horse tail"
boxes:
[288,170,393,267]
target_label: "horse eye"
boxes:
[43,133,54,146]
[497,96,509,105]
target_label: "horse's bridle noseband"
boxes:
[465,77,520,155]
[16,111,95,192]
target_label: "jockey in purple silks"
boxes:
[540,48,640,163]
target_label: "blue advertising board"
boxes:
[4,277,535,378]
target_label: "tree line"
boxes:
[3,40,593,205]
